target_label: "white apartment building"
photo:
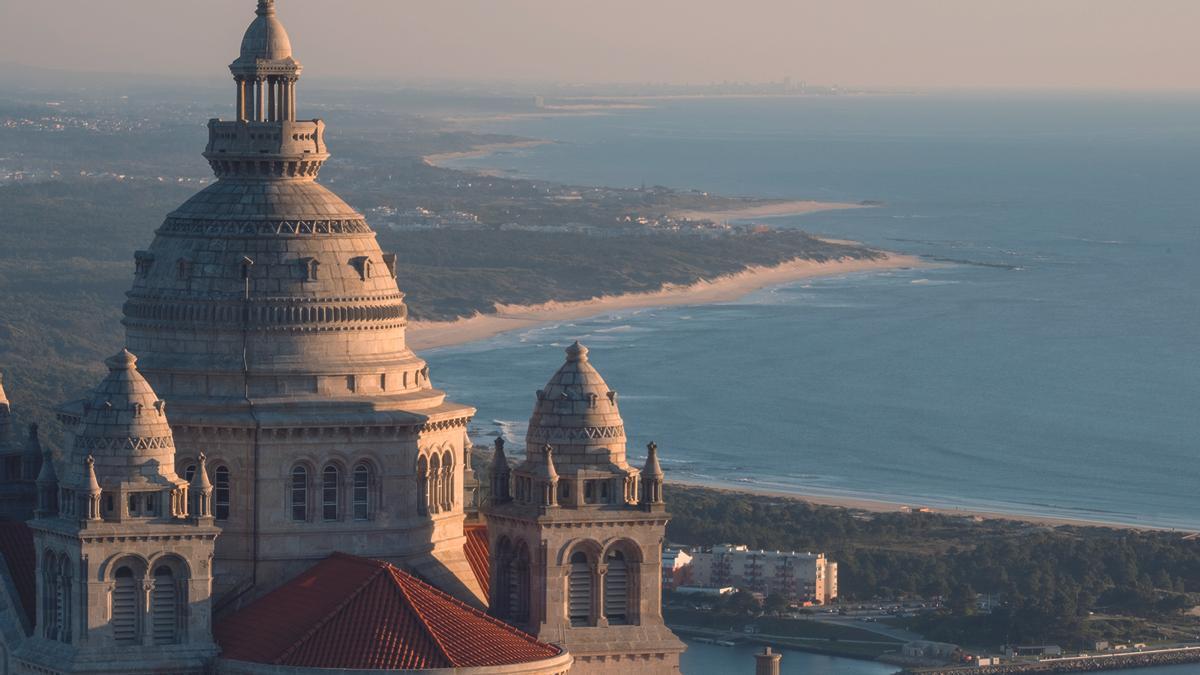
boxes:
[689,544,838,604]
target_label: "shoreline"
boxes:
[670,479,1191,533]
[407,253,925,351]
[422,139,553,167]
[670,200,871,222]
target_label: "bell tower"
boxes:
[484,343,685,673]
[21,351,218,674]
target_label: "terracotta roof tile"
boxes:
[463,524,490,598]
[0,520,35,627]
[216,552,560,670]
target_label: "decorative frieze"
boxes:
[156,217,372,238]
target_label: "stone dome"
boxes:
[526,342,629,467]
[239,0,293,63]
[62,350,183,491]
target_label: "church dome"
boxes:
[238,0,293,62]
[62,350,183,491]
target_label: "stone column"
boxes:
[267,78,277,122]
[235,77,246,121]
[594,562,607,627]
[254,78,265,122]
[141,576,155,645]
[755,646,782,675]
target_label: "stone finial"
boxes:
[491,437,512,504]
[191,452,214,491]
[536,444,559,481]
[34,449,58,519]
[82,455,102,495]
[641,442,665,509]
[257,0,276,17]
[643,442,664,478]
[565,341,589,363]
[191,452,215,520]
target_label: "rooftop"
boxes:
[215,552,563,670]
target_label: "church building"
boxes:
[0,2,682,673]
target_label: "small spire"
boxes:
[191,452,214,491]
[36,448,57,485]
[537,444,559,481]
[0,371,9,406]
[643,442,664,478]
[82,455,102,495]
[564,341,589,363]
[257,0,276,17]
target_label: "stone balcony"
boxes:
[204,119,329,179]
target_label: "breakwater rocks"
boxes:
[908,647,1200,674]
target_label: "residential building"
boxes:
[689,544,838,604]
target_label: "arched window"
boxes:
[416,457,428,516]
[322,465,340,521]
[214,465,230,521]
[509,543,531,626]
[58,557,72,643]
[568,551,593,627]
[428,454,441,515]
[492,538,513,618]
[112,567,139,645]
[352,463,371,521]
[441,451,454,511]
[42,554,60,641]
[151,566,178,645]
[604,550,629,625]
[182,463,197,482]
[291,466,308,521]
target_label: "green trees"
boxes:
[665,485,1200,645]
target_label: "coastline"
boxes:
[671,480,1188,533]
[671,200,870,222]
[408,253,925,351]
[422,139,553,167]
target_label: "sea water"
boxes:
[429,94,1200,530]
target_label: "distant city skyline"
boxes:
[1,0,1198,91]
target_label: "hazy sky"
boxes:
[1,0,1197,90]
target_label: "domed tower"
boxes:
[484,343,684,674]
[118,0,480,607]
[24,351,218,674]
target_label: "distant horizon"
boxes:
[1,0,1198,91]
[4,61,1200,98]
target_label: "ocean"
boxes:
[428,92,1199,531]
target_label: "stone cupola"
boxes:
[58,350,189,523]
[514,343,641,510]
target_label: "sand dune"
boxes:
[407,253,924,351]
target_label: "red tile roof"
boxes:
[0,520,35,628]
[215,552,560,670]
[464,523,490,598]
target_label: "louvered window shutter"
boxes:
[112,569,139,644]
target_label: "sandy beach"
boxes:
[671,200,871,222]
[672,480,1187,532]
[422,139,553,167]
[407,253,924,351]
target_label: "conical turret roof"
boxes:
[0,372,9,408]
[62,350,184,491]
[526,342,629,467]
